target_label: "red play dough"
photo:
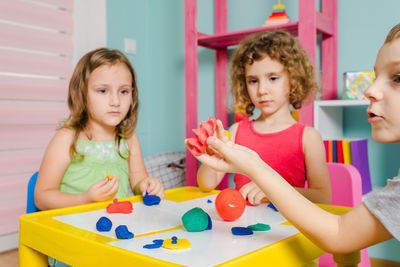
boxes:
[215,188,246,221]
[186,117,217,156]
[106,199,133,214]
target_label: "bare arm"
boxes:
[189,124,393,253]
[35,128,119,210]
[195,122,238,192]
[294,127,331,204]
[249,163,392,253]
[127,133,164,197]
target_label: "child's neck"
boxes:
[254,111,296,134]
[82,122,116,141]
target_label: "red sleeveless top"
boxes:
[234,120,306,190]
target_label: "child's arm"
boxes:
[191,131,393,253]
[127,132,164,198]
[295,127,331,204]
[195,122,238,192]
[35,128,119,210]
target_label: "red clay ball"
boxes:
[215,188,246,221]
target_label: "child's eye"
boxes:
[97,88,107,94]
[120,88,132,95]
[270,76,279,81]
[247,79,258,84]
[392,74,400,84]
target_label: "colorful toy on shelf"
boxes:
[215,188,246,221]
[343,71,375,100]
[263,0,290,27]
[186,117,217,156]
[234,103,249,123]
[106,199,133,214]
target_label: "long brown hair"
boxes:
[230,30,317,116]
[63,48,138,157]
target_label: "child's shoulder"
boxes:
[124,131,139,150]
[302,125,323,143]
[52,127,75,144]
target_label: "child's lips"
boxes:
[108,111,121,115]
[259,100,272,105]
[367,110,383,122]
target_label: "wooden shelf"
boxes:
[314,99,369,140]
[198,22,299,49]
[315,99,369,107]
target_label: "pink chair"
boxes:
[319,163,370,267]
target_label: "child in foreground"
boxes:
[194,30,331,205]
[35,48,164,212]
[188,23,400,253]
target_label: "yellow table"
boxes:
[19,186,360,267]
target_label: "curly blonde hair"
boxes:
[63,48,139,157]
[230,30,318,116]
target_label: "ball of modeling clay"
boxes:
[143,192,161,206]
[181,207,209,232]
[115,225,134,239]
[96,216,112,232]
[215,188,246,221]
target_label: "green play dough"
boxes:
[181,207,209,232]
[247,223,271,231]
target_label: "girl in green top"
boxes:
[35,48,164,210]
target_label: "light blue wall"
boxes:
[106,0,400,261]
[106,0,185,158]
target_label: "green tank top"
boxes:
[60,139,130,198]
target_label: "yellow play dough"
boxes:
[162,238,191,250]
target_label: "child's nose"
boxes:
[364,79,383,101]
[258,81,269,95]
[110,92,120,106]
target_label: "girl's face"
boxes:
[365,37,400,143]
[87,63,133,129]
[245,55,291,118]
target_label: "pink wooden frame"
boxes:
[184,0,338,187]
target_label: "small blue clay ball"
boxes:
[143,192,161,206]
[115,225,134,239]
[96,216,112,232]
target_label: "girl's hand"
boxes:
[239,182,268,205]
[139,177,165,198]
[85,176,119,202]
[187,120,264,177]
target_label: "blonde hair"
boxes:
[230,30,318,116]
[64,48,138,157]
[385,23,400,44]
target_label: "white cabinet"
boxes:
[314,100,369,140]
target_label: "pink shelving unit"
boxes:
[184,0,338,187]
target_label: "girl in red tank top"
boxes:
[196,31,331,206]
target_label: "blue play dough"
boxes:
[171,236,178,244]
[206,214,212,230]
[268,202,279,212]
[115,225,134,239]
[207,199,212,203]
[143,239,164,249]
[143,192,161,206]
[96,216,112,232]
[231,227,253,236]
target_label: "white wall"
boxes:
[73,0,107,65]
